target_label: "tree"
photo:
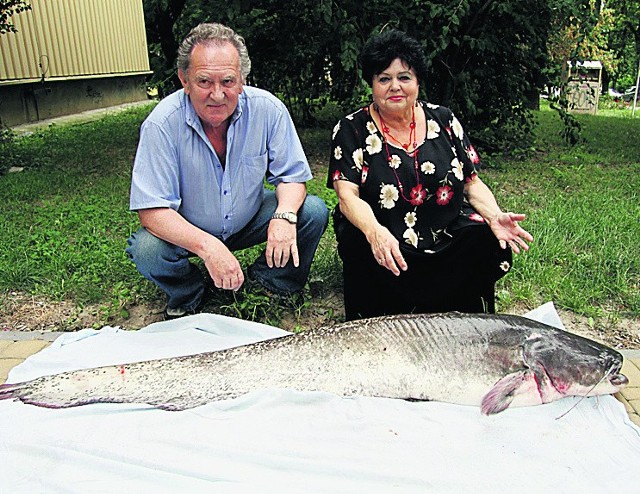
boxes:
[606,0,640,90]
[141,0,560,152]
[0,0,30,35]
[143,0,189,96]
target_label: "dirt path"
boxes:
[1,290,639,349]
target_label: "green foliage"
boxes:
[0,0,30,35]
[141,0,639,150]
[142,0,556,150]
[0,126,50,175]
[548,90,584,146]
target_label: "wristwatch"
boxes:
[271,211,298,224]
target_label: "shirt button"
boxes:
[223,190,228,195]
[224,215,229,220]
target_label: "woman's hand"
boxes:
[366,225,408,276]
[488,212,533,254]
[333,180,408,275]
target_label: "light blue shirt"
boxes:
[130,87,312,239]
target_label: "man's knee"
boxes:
[126,228,176,267]
[300,194,329,232]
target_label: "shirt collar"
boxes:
[231,90,245,123]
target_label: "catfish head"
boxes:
[522,330,628,401]
[481,329,628,415]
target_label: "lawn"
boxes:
[0,101,638,339]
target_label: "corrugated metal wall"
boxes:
[0,0,150,83]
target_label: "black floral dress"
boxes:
[327,102,512,320]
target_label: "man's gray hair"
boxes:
[176,23,251,81]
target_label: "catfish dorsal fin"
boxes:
[480,370,529,415]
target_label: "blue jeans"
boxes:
[126,190,329,310]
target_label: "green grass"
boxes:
[0,100,638,328]
[486,103,640,317]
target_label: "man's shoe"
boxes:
[163,305,194,320]
[162,294,208,321]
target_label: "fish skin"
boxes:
[0,313,628,414]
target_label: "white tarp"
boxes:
[1,303,639,493]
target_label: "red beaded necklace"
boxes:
[379,104,418,152]
[376,105,426,206]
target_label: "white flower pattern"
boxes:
[352,148,364,170]
[403,228,419,248]
[365,134,382,155]
[328,103,492,259]
[451,116,464,140]
[426,119,440,139]
[421,161,436,174]
[332,121,341,140]
[404,212,417,228]
[451,158,464,181]
[389,154,402,169]
[379,184,399,209]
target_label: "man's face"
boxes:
[178,41,244,130]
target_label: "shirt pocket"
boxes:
[240,151,269,196]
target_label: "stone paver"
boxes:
[0,340,49,359]
[0,358,27,384]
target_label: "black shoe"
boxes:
[162,294,208,321]
[163,305,197,320]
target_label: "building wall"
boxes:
[0,75,148,127]
[0,0,151,126]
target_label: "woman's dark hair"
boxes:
[360,29,428,86]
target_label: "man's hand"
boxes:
[202,244,244,291]
[266,219,299,268]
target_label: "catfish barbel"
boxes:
[0,313,628,414]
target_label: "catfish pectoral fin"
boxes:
[480,370,529,415]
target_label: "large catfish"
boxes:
[0,313,628,414]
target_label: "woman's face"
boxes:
[371,58,419,117]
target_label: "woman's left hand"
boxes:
[489,212,533,254]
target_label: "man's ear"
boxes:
[178,69,189,91]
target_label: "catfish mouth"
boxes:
[609,373,628,388]
[605,359,628,390]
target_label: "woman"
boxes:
[327,29,533,321]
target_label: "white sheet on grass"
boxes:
[1,303,639,493]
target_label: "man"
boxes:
[126,23,329,319]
